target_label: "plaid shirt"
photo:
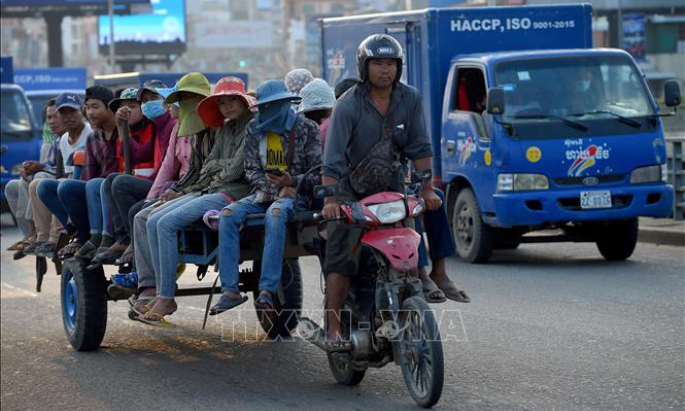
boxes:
[244,115,322,204]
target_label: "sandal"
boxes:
[325,338,353,353]
[137,312,176,328]
[115,244,134,266]
[131,296,157,317]
[254,290,276,312]
[209,294,248,316]
[58,241,83,258]
[434,278,470,303]
[421,278,447,303]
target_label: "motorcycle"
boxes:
[299,173,444,408]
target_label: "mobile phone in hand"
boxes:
[265,167,283,176]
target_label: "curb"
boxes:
[638,229,685,247]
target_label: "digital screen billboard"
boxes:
[98,0,185,55]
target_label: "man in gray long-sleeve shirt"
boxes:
[320,34,443,351]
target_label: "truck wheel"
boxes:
[452,188,493,263]
[254,259,303,339]
[596,218,638,261]
[61,259,108,351]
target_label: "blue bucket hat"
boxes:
[156,84,180,107]
[250,80,301,109]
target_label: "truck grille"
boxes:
[557,194,633,211]
[553,174,626,187]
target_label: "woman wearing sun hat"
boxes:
[136,76,256,326]
[209,79,321,316]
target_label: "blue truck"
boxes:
[320,4,680,263]
[1,57,42,209]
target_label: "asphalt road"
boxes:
[1,217,683,411]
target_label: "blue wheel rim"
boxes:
[63,270,78,335]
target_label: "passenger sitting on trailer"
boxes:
[125,73,216,322]
[38,89,111,259]
[81,87,156,263]
[209,79,321,316]
[102,80,178,265]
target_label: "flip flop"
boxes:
[435,279,470,303]
[325,338,352,353]
[254,291,276,312]
[421,278,447,303]
[131,296,157,317]
[209,294,248,316]
[137,312,176,328]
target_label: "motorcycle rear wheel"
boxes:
[399,296,444,408]
[327,352,366,386]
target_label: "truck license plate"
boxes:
[580,191,612,209]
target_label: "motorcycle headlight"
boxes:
[630,165,661,184]
[497,173,549,192]
[367,200,407,224]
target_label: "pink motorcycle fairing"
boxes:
[361,227,422,273]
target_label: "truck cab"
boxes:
[1,83,41,207]
[442,49,678,262]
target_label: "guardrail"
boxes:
[666,136,685,220]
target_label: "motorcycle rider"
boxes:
[321,34,442,351]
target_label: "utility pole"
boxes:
[109,0,116,73]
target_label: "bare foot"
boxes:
[143,297,177,320]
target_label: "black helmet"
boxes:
[357,34,404,83]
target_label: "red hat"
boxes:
[198,76,255,127]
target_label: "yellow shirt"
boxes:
[266,132,286,170]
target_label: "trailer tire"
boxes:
[254,258,303,338]
[61,259,108,351]
[596,218,638,261]
[453,188,493,263]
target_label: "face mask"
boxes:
[177,96,206,137]
[141,100,166,120]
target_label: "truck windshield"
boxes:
[1,89,33,136]
[494,55,655,139]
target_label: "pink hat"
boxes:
[198,76,256,127]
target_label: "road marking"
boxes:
[1,282,38,298]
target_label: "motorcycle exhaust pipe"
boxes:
[297,317,328,351]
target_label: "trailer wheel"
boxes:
[596,218,638,261]
[254,259,303,338]
[452,188,493,263]
[61,259,108,351]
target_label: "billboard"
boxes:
[98,0,186,55]
[14,68,87,91]
[622,13,646,62]
[0,0,148,17]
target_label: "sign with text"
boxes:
[14,68,87,91]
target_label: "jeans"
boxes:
[85,178,112,237]
[218,195,297,294]
[416,189,456,269]
[148,193,231,299]
[51,179,88,243]
[110,174,152,245]
[5,179,31,237]
[133,201,161,290]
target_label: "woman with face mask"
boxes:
[101,80,179,265]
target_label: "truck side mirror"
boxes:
[664,80,681,107]
[487,88,505,115]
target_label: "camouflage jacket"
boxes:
[244,115,322,204]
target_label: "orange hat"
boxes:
[198,76,256,127]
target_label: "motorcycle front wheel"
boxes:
[399,296,444,408]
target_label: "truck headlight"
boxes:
[630,165,661,184]
[497,173,549,192]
